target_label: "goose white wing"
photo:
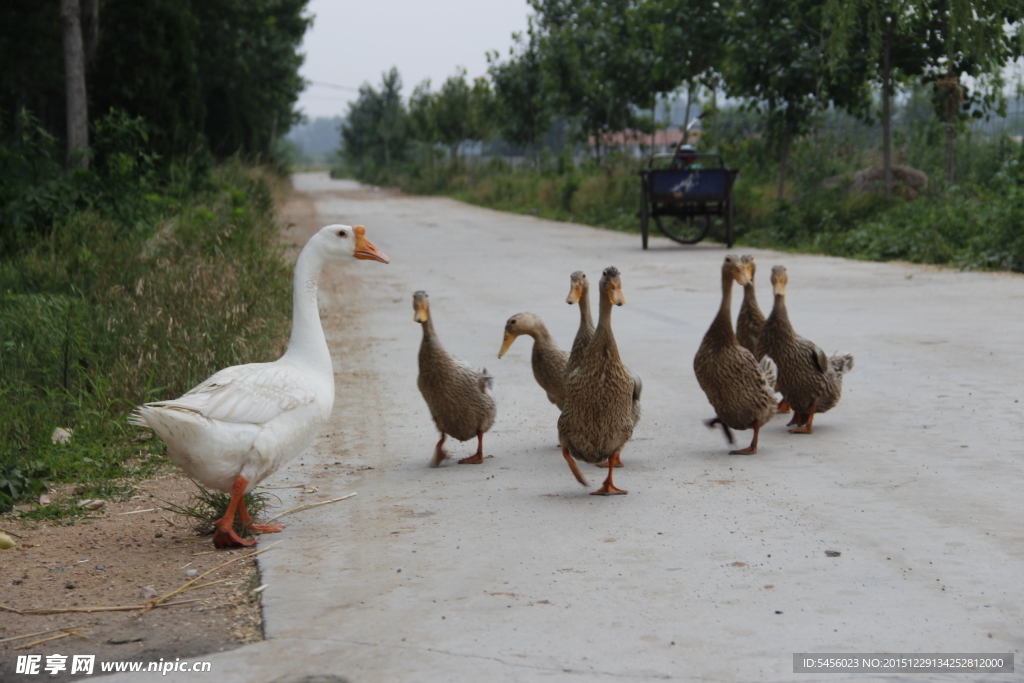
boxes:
[145,362,317,426]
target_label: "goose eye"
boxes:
[338,230,348,238]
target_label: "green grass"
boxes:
[0,161,293,515]
[163,483,275,538]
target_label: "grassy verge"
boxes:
[1,161,292,516]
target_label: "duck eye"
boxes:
[338,230,347,238]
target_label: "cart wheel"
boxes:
[639,184,650,250]
[725,199,735,248]
[654,214,711,244]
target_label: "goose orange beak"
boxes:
[353,225,389,263]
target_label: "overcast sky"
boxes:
[296,0,533,120]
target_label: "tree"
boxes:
[723,0,871,199]
[340,68,409,181]
[488,22,550,156]
[60,0,89,168]
[826,1,935,198]
[406,69,495,163]
[530,0,652,162]
[919,1,1023,182]
[640,0,731,145]
[91,0,203,162]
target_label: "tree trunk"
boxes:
[60,0,89,169]
[710,78,718,151]
[882,18,893,199]
[682,81,694,145]
[777,125,790,200]
[82,0,98,65]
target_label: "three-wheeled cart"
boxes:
[638,152,739,249]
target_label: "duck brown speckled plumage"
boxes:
[759,266,854,433]
[565,271,641,468]
[414,291,497,466]
[736,255,791,414]
[498,312,568,410]
[736,255,765,359]
[694,255,778,455]
[557,267,635,495]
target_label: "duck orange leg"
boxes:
[429,433,448,468]
[786,412,804,427]
[212,476,256,548]
[592,452,627,496]
[729,420,760,455]
[789,406,816,434]
[777,399,791,414]
[561,447,589,487]
[458,431,485,464]
[237,494,285,535]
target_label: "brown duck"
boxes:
[565,270,641,468]
[557,267,635,495]
[498,312,568,410]
[736,255,790,414]
[759,266,854,433]
[694,256,778,454]
[414,291,497,466]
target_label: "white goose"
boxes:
[131,224,389,547]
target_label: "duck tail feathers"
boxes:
[830,353,854,375]
[758,356,778,388]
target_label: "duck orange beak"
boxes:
[566,283,582,305]
[413,301,428,323]
[609,285,626,306]
[353,225,389,263]
[498,331,516,358]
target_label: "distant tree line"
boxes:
[0,0,311,166]
[340,0,1023,196]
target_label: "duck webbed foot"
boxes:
[591,453,627,496]
[248,523,285,534]
[458,431,486,464]
[429,433,449,467]
[788,408,816,434]
[561,447,590,487]
[705,416,734,444]
[729,420,760,455]
[595,459,624,468]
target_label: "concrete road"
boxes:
[105,173,1023,682]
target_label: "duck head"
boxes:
[723,255,749,286]
[412,290,430,323]
[566,271,588,305]
[740,254,756,283]
[601,266,625,306]
[770,265,788,296]
[499,312,539,357]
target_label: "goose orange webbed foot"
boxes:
[212,524,256,549]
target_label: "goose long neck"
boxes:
[282,245,331,373]
[711,272,737,343]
